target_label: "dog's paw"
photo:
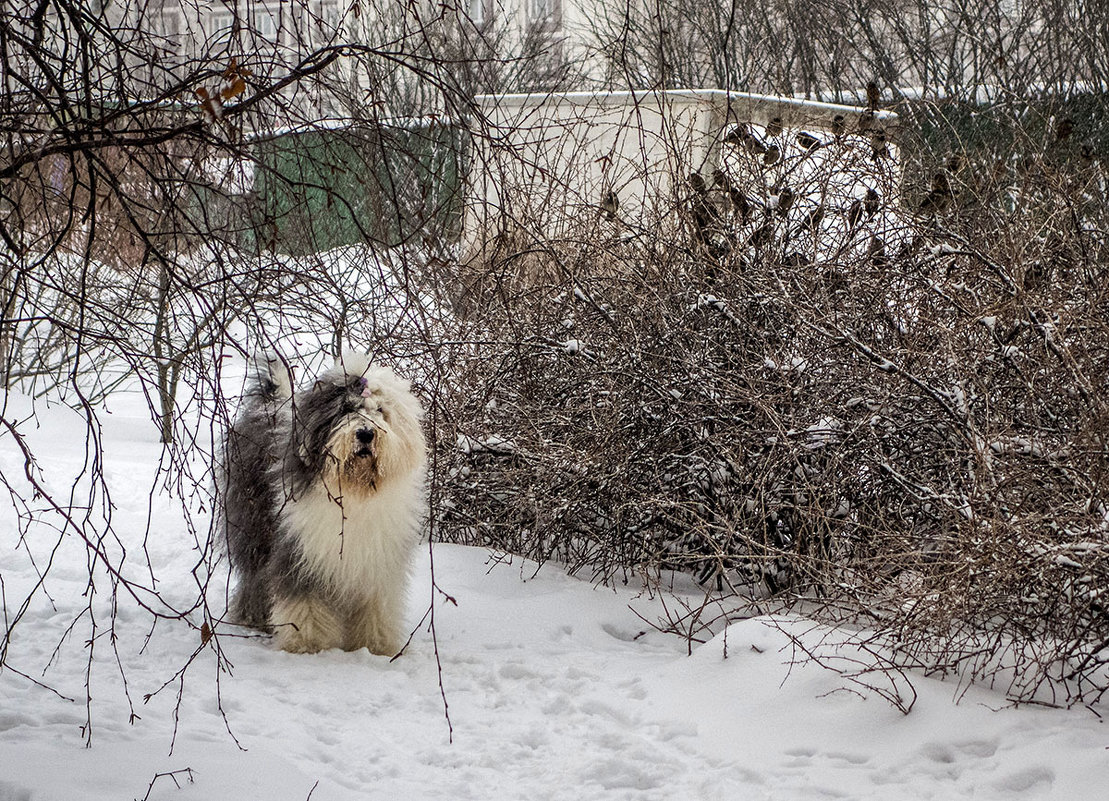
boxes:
[271,595,344,653]
[344,599,404,656]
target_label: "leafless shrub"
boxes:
[437,90,1109,706]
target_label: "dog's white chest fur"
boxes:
[284,482,422,601]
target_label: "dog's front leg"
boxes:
[345,592,405,657]
[270,594,345,653]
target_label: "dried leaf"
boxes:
[220,77,247,102]
[195,87,222,122]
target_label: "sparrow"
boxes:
[713,169,750,223]
[775,187,795,216]
[794,205,824,235]
[918,172,954,215]
[796,131,820,150]
[866,80,880,110]
[864,187,880,216]
[600,189,619,220]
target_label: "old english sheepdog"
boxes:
[219,352,426,655]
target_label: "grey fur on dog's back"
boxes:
[219,356,292,629]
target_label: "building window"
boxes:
[527,0,560,31]
[251,2,279,42]
[465,0,492,27]
[312,0,342,38]
[154,8,182,51]
[254,9,278,41]
[210,9,235,46]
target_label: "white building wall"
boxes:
[466,89,724,242]
[463,87,902,253]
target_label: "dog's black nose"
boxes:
[356,428,375,445]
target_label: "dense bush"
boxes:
[434,116,1109,706]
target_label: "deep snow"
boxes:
[1,370,1106,801]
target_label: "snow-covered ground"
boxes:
[1,367,1107,801]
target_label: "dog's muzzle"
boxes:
[355,427,376,457]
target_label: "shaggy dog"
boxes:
[219,352,426,655]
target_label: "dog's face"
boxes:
[289,359,425,499]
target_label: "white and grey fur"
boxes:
[219,352,426,654]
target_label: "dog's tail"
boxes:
[249,351,294,402]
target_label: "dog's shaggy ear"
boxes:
[374,368,424,424]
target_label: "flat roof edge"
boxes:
[474,89,899,122]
